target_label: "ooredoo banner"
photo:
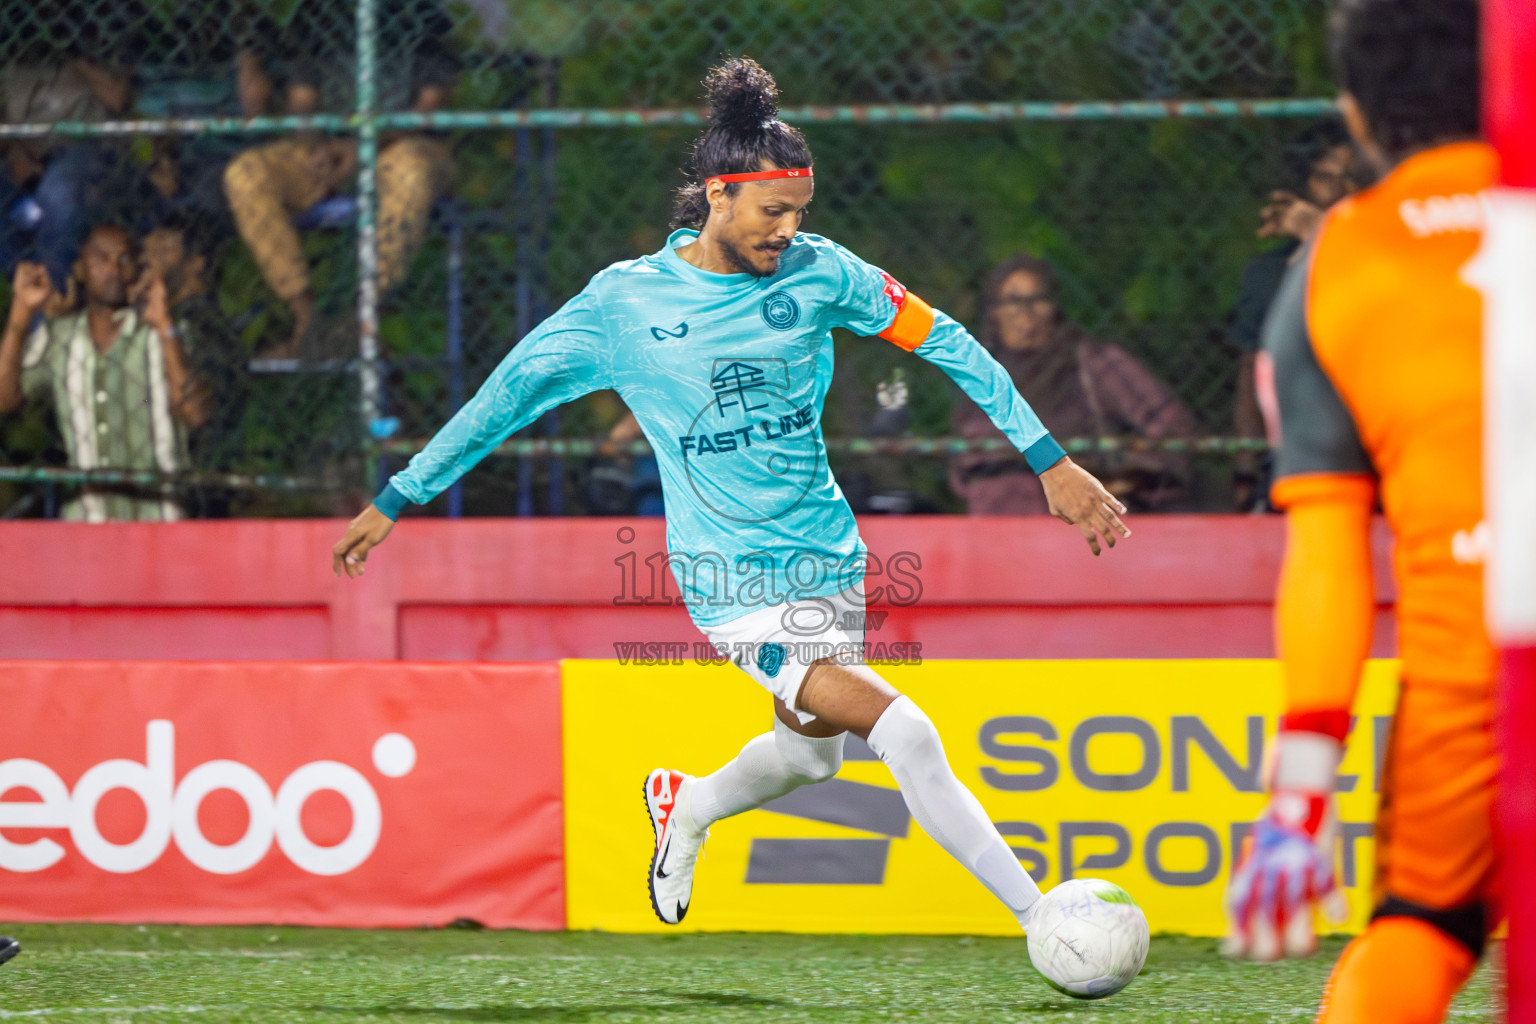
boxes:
[563,659,1398,936]
[0,661,564,929]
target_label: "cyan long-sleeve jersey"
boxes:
[377,229,1066,627]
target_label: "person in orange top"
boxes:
[1223,1,1496,1021]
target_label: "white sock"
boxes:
[686,717,844,829]
[867,695,1041,927]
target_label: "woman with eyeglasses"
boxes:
[948,254,1196,515]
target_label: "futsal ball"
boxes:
[1026,878,1150,999]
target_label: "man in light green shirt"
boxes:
[0,225,208,521]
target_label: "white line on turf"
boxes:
[28,950,613,961]
[33,950,309,959]
[0,1007,242,1018]
[450,954,625,961]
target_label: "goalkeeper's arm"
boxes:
[1272,474,1377,752]
[1223,473,1374,959]
[1226,243,1378,959]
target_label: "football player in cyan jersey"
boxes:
[333,58,1128,932]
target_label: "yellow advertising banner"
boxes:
[562,659,1399,936]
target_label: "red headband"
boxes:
[706,167,813,187]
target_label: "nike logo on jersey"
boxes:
[651,322,689,340]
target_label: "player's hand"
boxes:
[1225,731,1349,960]
[331,504,395,578]
[1039,457,1130,556]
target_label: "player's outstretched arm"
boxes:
[325,287,616,578]
[1039,457,1130,556]
[823,242,1131,555]
[332,503,395,578]
[890,302,1130,555]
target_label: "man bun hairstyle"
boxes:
[1330,0,1480,162]
[670,57,814,230]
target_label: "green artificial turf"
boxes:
[0,925,1499,1022]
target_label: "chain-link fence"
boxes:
[0,0,1341,520]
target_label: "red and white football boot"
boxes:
[644,768,709,925]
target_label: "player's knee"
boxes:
[772,716,843,783]
[866,695,944,767]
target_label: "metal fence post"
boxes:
[446,207,466,518]
[356,0,382,486]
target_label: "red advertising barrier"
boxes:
[0,517,1399,661]
[0,661,564,929]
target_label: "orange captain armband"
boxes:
[876,272,935,352]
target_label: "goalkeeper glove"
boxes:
[1224,729,1349,960]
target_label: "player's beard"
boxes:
[720,237,785,278]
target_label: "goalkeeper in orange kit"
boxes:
[1222,1,1498,1021]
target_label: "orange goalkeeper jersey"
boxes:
[1264,141,1497,689]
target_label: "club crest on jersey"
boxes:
[760,291,801,331]
[757,642,787,678]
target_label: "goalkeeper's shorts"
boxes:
[1371,678,1500,954]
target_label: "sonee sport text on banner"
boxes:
[562,659,1398,936]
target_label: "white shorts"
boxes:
[699,585,867,723]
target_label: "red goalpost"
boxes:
[1482,0,1536,1017]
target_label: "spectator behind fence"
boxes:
[141,21,288,242]
[0,41,136,292]
[1228,120,1359,510]
[142,211,249,511]
[222,61,455,358]
[593,409,662,516]
[949,255,1195,515]
[0,225,209,522]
